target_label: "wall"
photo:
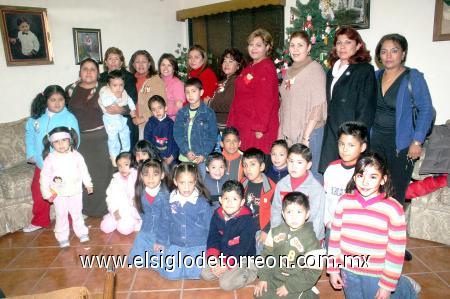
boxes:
[1,0,449,123]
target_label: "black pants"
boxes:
[371,132,414,205]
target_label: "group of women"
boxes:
[64,26,433,218]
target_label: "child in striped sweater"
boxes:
[327,152,420,299]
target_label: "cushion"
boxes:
[0,163,34,204]
[0,118,27,170]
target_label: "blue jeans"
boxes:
[342,269,417,299]
[309,126,324,184]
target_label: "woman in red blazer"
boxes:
[227,28,280,154]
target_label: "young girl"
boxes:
[100,152,140,235]
[328,152,420,299]
[24,85,80,233]
[265,139,289,183]
[133,140,160,164]
[40,127,93,248]
[158,53,185,120]
[187,45,218,101]
[154,163,213,280]
[128,158,169,267]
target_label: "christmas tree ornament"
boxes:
[311,34,317,45]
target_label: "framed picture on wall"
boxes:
[72,28,103,64]
[330,0,371,29]
[0,5,53,66]
[433,0,450,41]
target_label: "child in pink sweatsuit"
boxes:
[40,127,93,248]
[100,152,141,235]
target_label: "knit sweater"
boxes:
[327,191,407,292]
[188,65,218,100]
[162,75,185,120]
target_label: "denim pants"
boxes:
[342,269,417,299]
[309,126,324,184]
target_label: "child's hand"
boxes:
[27,157,36,164]
[153,243,165,253]
[9,37,17,44]
[375,287,391,299]
[258,231,268,245]
[86,186,94,194]
[276,285,289,297]
[211,265,228,277]
[114,210,121,221]
[186,151,196,161]
[130,110,136,118]
[105,104,123,115]
[176,100,184,109]
[255,131,263,139]
[329,273,344,289]
[193,155,205,164]
[254,281,268,297]
[164,155,174,165]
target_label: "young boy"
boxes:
[202,180,258,291]
[271,144,325,240]
[255,192,323,299]
[204,153,229,205]
[241,148,276,253]
[99,69,136,166]
[144,95,178,169]
[221,126,243,181]
[323,121,367,231]
[265,139,289,183]
[9,17,39,57]
[173,78,217,178]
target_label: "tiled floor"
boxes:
[0,217,449,298]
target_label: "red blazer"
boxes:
[227,58,279,153]
[188,66,218,100]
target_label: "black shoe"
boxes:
[404,249,413,261]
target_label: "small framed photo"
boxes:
[0,5,53,66]
[433,0,450,41]
[72,28,103,64]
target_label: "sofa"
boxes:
[0,118,35,236]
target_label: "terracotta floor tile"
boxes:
[132,269,182,290]
[0,230,42,248]
[316,281,345,298]
[318,269,329,282]
[183,277,220,289]
[129,290,181,298]
[70,228,111,246]
[85,267,136,293]
[108,230,138,245]
[236,286,255,298]
[7,247,60,269]
[50,245,105,268]
[32,267,90,294]
[85,217,102,229]
[402,253,433,274]
[407,237,445,248]
[0,269,44,296]
[27,229,60,247]
[183,289,235,299]
[0,247,24,269]
[406,273,449,299]
[435,271,450,286]
[409,246,450,271]
[102,244,133,257]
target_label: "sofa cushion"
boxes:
[0,163,34,204]
[0,118,27,170]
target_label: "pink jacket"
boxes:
[162,75,185,120]
[105,168,140,219]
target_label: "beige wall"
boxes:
[1,0,449,123]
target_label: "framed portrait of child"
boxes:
[0,5,53,66]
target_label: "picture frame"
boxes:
[433,0,450,41]
[330,0,370,29]
[72,28,103,64]
[0,5,53,66]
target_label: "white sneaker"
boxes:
[59,240,70,248]
[80,235,90,243]
[23,224,43,233]
[404,276,421,294]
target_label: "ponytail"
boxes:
[171,162,211,203]
[42,126,78,159]
[134,158,167,214]
[31,85,68,119]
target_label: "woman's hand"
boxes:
[375,287,391,299]
[186,151,196,161]
[301,137,310,147]
[329,273,344,289]
[176,100,184,109]
[254,281,268,297]
[276,285,289,297]
[255,132,263,139]
[105,104,125,115]
[86,186,94,194]
[133,115,145,125]
[407,142,422,160]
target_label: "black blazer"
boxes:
[318,62,377,173]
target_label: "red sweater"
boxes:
[188,65,218,100]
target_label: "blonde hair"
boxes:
[103,47,125,72]
[247,28,273,56]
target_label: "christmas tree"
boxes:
[275,0,336,76]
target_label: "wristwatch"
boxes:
[412,140,422,146]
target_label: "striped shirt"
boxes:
[327,191,406,291]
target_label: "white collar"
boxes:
[46,108,56,118]
[169,189,199,207]
[145,184,161,197]
[332,59,349,79]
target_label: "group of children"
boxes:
[25,75,419,298]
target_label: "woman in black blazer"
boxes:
[318,26,377,173]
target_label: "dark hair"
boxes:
[346,152,394,198]
[222,126,240,141]
[133,140,160,163]
[221,180,245,199]
[375,33,408,64]
[116,152,135,167]
[288,143,312,162]
[206,152,226,167]
[290,31,311,46]
[271,139,289,152]
[172,162,210,201]
[42,126,79,158]
[158,53,180,78]
[282,191,310,211]
[79,58,100,73]
[185,77,203,90]
[242,148,265,165]
[188,45,208,72]
[129,50,157,77]
[338,121,368,144]
[148,95,166,109]
[17,17,30,26]
[103,47,126,72]
[134,158,167,214]
[218,48,246,79]
[329,26,371,67]
[30,85,69,119]
[107,69,125,83]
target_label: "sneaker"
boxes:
[404,249,413,261]
[59,240,70,248]
[404,276,421,294]
[80,235,90,243]
[23,224,43,233]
